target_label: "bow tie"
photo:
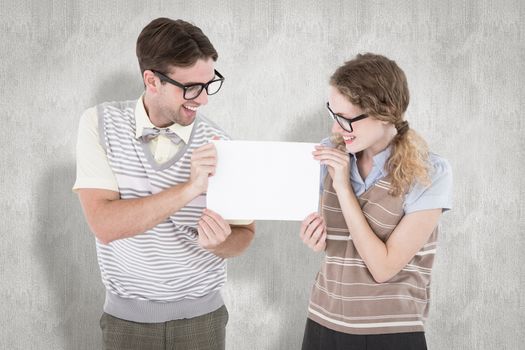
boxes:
[140,127,183,145]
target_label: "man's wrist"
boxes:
[181,180,204,200]
[169,181,201,208]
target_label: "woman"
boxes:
[300,53,452,350]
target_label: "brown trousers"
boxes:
[100,305,228,350]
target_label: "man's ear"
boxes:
[143,70,159,93]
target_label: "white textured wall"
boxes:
[1,1,523,349]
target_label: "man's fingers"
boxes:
[196,142,216,151]
[192,151,217,162]
[192,158,217,168]
[192,145,217,160]
[198,220,218,247]
[197,225,210,244]
[203,209,229,233]
[193,165,216,175]
[200,214,226,241]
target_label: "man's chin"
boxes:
[169,113,195,127]
[177,117,195,127]
[177,109,197,126]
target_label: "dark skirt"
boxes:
[302,318,428,350]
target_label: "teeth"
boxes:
[184,105,198,111]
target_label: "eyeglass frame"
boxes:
[151,69,225,100]
[326,102,369,132]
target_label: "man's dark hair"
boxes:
[136,18,218,74]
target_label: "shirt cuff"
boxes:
[404,195,452,214]
[227,220,254,225]
[72,178,119,193]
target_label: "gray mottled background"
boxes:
[1,0,523,349]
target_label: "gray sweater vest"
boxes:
[96,100,230,322]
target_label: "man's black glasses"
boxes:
[152,69,225,100]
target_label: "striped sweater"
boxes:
[308,174,438,334]
[96,100,229,323]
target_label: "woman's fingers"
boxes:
[313,152,348,163]
[313,146,348,160]
[300,212,320,239]
[312,230,327,252]
[302,216,326,249]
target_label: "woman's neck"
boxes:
[357,131,396,180]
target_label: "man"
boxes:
[73,18,255,350]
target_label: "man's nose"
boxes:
[193,88,209,105]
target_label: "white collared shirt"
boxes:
[319,137,453,214]
[134,95,194,164]
[73,95,193,192]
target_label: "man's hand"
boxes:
[300,212,327,252]
[189,143,217,195]
[197,209,232,251]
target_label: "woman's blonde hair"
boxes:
[330,53,430,196]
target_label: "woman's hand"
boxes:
[300,212,327,252]
[313,145,351,192]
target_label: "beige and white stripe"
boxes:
[307,174,439,335]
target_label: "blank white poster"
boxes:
[207,140,320,221]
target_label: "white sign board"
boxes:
[207,141,320,221]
